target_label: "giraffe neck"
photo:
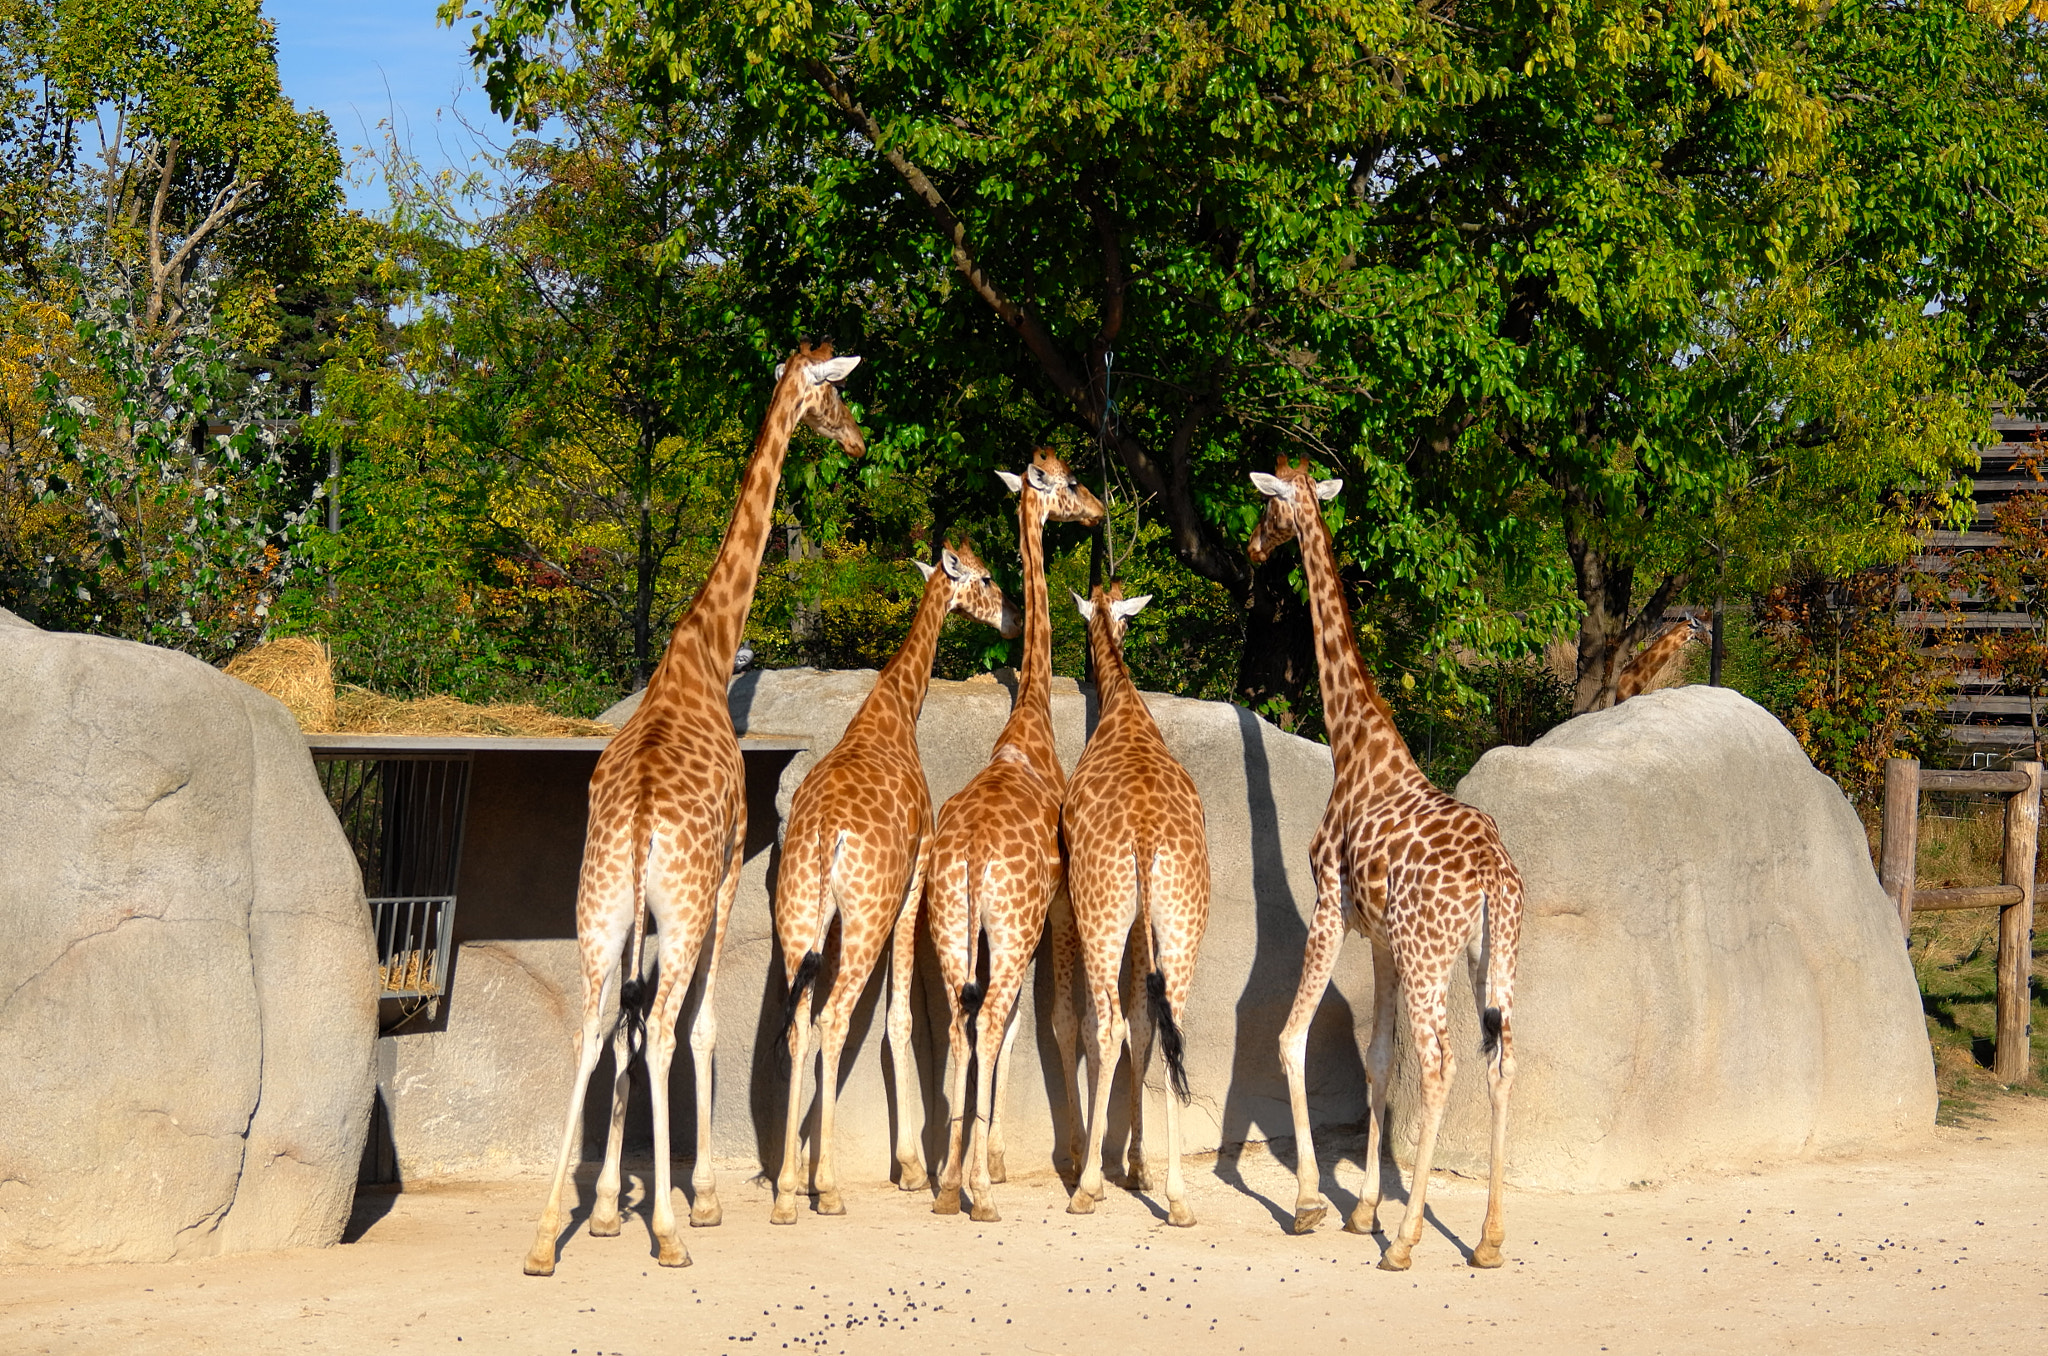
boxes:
[845,565,954,742]
[647,380,802,698]
[1292,501,1422,785]
[1643,624,1687,669]
[1085,608,1141,724]
[993,493,1061,786]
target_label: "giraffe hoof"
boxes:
[1469,1242,1504,1269]
[898,1166,930,1193]
[969,1200,1001,1224]
[769,1197,800,1226]
[656,1241,692,1268]
[1167,1200,1196,1228]
[1066,1190,1097,1216]
[587,1211,621,1238]
[1343,1211,1380,1236]
[522,1250,556,1277]
[1290,1204,1326,1235]
[816,1190,846,1216]
[932,1188,962,1216]
[689,1199,722,1228]
[1377,1245,1413,1272]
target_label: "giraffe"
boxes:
[522,343,864,1277]
[1250,456,1523,1272]
[770,538,1020,1225]
[1059,581,1211,1228]
[926,449,1103,1221]
[1615,613,1708,703]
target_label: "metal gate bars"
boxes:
[315,755,472,1001]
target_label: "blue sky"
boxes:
[268,1,513,212]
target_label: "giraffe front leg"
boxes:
[1123,934,1155,1196]
[525,965,617,1276]
[1278,865,1347,1235]
[1346,940,1397,1238]
[688,853,738,1228]
[886,875,930,1193]
[1047,891,1086,1179]
[587,989,636,1238]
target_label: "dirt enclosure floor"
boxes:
[6,1097,2048,1355]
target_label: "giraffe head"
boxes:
[995,448,1105,526]
[773,342,866,458]
[1071,580,1152,647]
[916,537,1023,638]
[1246,456,1343,564]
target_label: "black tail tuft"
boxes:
[620,975,653,1052]
[1481,1006,1503,1058]
[1146,970,1191,1104]
[781,950,824,1043]
[959,982,986,1055]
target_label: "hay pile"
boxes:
[224,638,616,737]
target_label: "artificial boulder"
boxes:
[1430,684,1937,1189]
[0,611,376,1264]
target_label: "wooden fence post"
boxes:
[1995,761,2040,1084]
[1881,757,1920,940]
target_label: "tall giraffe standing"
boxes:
[1060,582,1210,1227]
[521,345,864,1276]
[770,540,1020,1225]
[1251,456,1523,1271]
[926,450,1103,1221]
[1615,613,1707,703]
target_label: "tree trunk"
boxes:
[1235,548,1317,721]
[1562,493,1684,713]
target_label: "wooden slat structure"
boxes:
[1879,756,2040,1083]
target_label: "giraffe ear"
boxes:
[1072,592,1097,621]
[940,546,968,580]
[1109,594,1152,622]
[1313,478,1344,501]
[808,355,862,385]
[914,559,938,580]
[1248,472,1294,501]
[1025,463,1058,493]
[773,362,787,380]
[996,470,1024,493]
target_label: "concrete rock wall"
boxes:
[0,611,377,1264]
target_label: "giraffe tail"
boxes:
[619,778,655,1054]
[780,828,841,1041]
[1477,882,1504,1058]
[1137,843,1190,1105]
[958,845,986,1057]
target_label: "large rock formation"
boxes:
[1437,685,1936,1188]
[0,611,376,1264]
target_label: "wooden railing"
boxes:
[1878,758,2039,1083]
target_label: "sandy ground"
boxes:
[6,1098,2048,1356]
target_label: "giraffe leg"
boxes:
[687,836,740,1229]
[985,990,1024,1185]
[1277,855,1347,1234]
[1159,985,1194,1229]
[1069,945,1127,1213]
[966,965,1025,1222]
[770,986,814,1226]
[1468,912,1517,1269]
[1346,939,1398,1237]
[1381,968,1455,1272]
[523,962,619,1276]
[813,920,888,1218]
[1047,890,1086,1179]
[1123,924,1155,1195]
[643,928,698,1268]
[933,997,971,1216]
[887,866,930,1193]
[587,971,637,1238]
